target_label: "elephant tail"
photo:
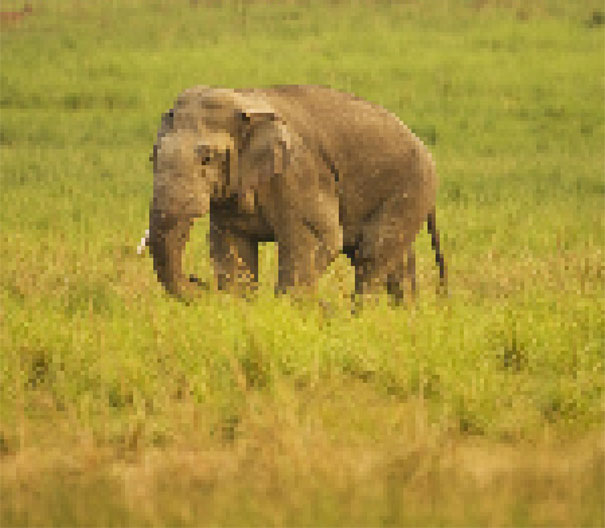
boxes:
[426,208,447,293]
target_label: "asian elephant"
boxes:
[147,85,446,303]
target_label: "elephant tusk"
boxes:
[137,229,150,255]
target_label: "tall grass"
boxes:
[1,0,604,525]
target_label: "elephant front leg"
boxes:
[209,221,259,295]
[275,220,340,296]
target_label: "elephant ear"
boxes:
[234,102,292,213]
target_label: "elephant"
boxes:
[147,84,446,304]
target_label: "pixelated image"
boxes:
[146,85,446,305]
[1,1,603,526]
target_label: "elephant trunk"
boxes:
[148,207,193,297]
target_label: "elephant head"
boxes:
[148,86,289,298]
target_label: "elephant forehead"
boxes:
[158,126,234,158]
[170,108,199,130]
[174,90,235,122]
[158,132,197,157]
[198,128,235,151]
[178,85,211,99]
[170,104,235,136]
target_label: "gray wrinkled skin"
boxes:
[148,85,446,303]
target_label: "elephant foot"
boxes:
[188,274,211,290]
[170,277,208,304]
[350,292,362,316]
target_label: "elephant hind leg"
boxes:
[353,198,425,303]
[386,246,416,305]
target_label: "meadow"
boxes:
[1,0,604,525]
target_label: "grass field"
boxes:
[1,0,604,525]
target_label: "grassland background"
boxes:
[1,0,604,526]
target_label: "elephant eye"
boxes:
[195,145,213,165]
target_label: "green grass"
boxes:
[1,0,604,525]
